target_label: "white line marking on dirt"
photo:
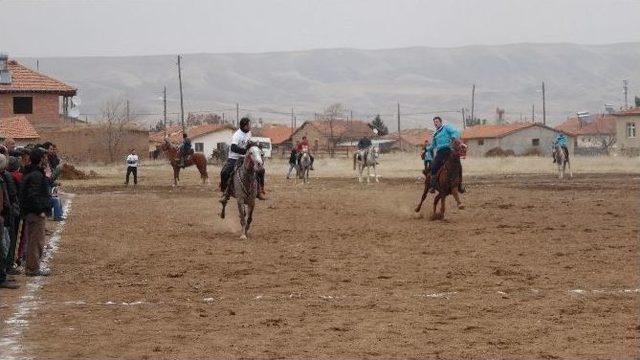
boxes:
[0,196,74,360]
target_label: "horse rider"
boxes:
[178,133,192,168]
[428,116,465,193]
[357,135,372,150]
[286,146,298,179]
[219,117,266,200]
[553,132,569,163]
[295,136,314,170]
[421,139,434,175]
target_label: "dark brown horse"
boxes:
[415,139,466,220]
[159,139,209,187]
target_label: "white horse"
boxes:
[553,145,572,179]
[297,148,312,184]
[353,145,379,183]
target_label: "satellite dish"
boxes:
[373,128,379,135]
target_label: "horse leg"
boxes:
[415,180,429,213]
[567,160,573,178]
[452,186,464,209]
[173,167,179,187]
[246,203,255,236]
[220,198,227,218]
[238,201,247,239]
[431,194,441,221]
[373,164,379,183]
[439,195,447,219]
[358,165,363,183]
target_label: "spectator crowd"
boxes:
[0,139,64,290]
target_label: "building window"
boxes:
[627,122,636,138]
[532,138,540,146]
[195,142,204,152]
[477,139,484,146]
[13,97,33,114]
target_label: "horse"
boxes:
[415,139,466,220]
[353,145,379,183]
[297,148,312,184]
[159,139,209,187]
[553,145,572,179]
[219,144,263,239]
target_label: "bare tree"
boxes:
[594,120,616,154]
[324,103,345,157]
[100,98,135,163]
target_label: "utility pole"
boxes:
[461,108,466,129]
[126,99,130,122]
[236,103,240,127]
[531,104,535,123]
[177,55,185,130]
[222,113,225,124]
[623,80,629,109]
[36,60,39,71]
[291,107,295,134]
[163,86,167,135]
[397,102,402,151]
[542,81,546,126]
[350,110,353,124]
[471,84,476,122]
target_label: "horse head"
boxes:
[452,138,467,158]
[245,143,264,171]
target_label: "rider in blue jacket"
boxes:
[429,116,463,193]
[421,139,434,174]
[553,132,569,163]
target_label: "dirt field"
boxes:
[1,159,639,359]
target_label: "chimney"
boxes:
[0,53,11,85]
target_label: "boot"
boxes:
[458,183,466,193]
[429,176,437,193]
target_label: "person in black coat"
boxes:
[19,148,51,277]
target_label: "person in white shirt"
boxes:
[219,117,266,200]
[125,149,139,186]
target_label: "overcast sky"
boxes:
[1,0,639,57]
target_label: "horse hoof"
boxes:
[458,204,465,210]
[414,207,420,213]
[240,234,247,240]
[219,213,225,219]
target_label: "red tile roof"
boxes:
[555,115,616,136]
[149,123,234,144]
[294,119,373,140]
[385,128,434,146]
[0,116,40,140]
[188,123,234,139]
[149,125,183,144]
[0,60,77,96]
[612,107,640,116]
[252,124,293,145]
[462,123,538,139]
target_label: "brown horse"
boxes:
[159,139,209,186]
[415,139,466,220]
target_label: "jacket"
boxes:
[421,143,434,162]
[554,133,568,147]
[432,123,461,151]
[19,164,51,217]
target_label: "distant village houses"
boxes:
[555,113,616,155]
[461,123,575,157]
[612,107,640,156]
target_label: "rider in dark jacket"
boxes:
[178,133,192,168]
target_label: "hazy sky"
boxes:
[1,0,639,57]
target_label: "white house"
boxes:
[188,124,235,158]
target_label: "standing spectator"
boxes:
[4,138,20,157]
[125,149,139,186]
[286,147,298,179]
[19,148,51,277]
[2,156,20,274]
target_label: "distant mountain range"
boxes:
[18,42,640,128]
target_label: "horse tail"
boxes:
[196,153,208,179]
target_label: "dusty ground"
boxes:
[1,161,638,359]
